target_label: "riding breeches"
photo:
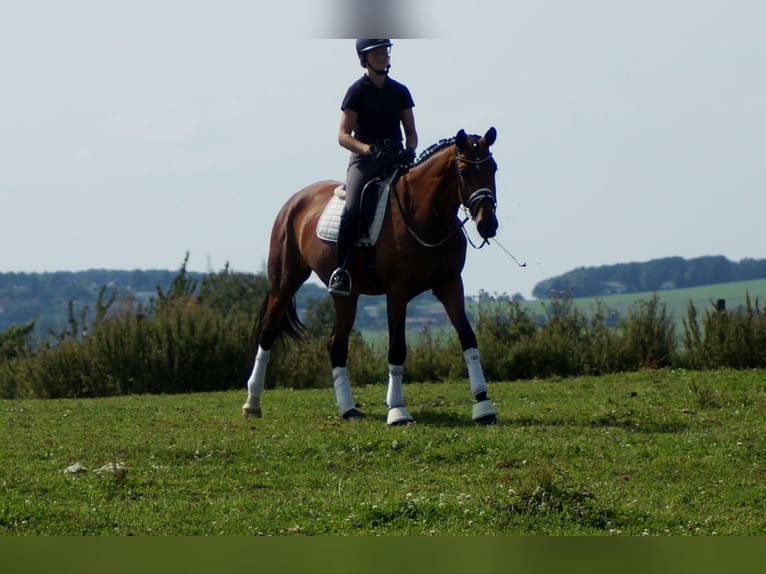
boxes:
[336,151,394,268]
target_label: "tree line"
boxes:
[532,255,766,299]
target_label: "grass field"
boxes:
[2,368,764,535]
[560,278,766,319]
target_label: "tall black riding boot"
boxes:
[328,215,353,296]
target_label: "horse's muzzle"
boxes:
[466,188,498,239]
[476,215,498,239]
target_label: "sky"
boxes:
[2,0,764,299]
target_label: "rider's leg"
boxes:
[329,154,368,295]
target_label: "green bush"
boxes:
[474,298,537,380]
[471,293,675,379]
[404,325,463,383]
[0,262,260,399]
[0,320,35,363]
[4,258,766,400]
[618,293,676,370]
[4,297,253,398]
[681,293,766,369]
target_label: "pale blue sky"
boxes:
[2,0,764,299]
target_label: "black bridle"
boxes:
[454,150,497,248]
[454,150,497,219]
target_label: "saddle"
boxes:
[316,169,399,246]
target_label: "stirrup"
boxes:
[328,268,351,296]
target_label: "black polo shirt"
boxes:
[341,75,415,143]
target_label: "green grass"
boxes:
[2,369,765,535]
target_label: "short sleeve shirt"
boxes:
[341,75,415,143]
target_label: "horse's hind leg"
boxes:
[433,280,497,424]
[243,345,270,418]
[242,262,310,419]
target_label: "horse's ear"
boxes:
[483,127,497,147]
[455,129,467,150]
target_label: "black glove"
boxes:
[367,144,383,161]
[397,146,416,166]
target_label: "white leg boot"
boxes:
[242,346,270,418]
[386,364,413,425]
[463,348,497,423]
[333,367,361,418]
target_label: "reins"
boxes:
[392,176,470,248]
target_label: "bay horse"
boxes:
[242,127,500,425]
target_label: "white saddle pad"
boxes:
[317,184,390,246]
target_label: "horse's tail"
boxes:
[252,293,305,347]
[279,297,305,340]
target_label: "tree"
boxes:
[198,264,269,319]
[0,320,35,362]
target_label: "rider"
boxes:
[328,38,419,296]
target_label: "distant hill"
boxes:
[532,256,766,299]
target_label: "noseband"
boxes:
[454,151,497,218]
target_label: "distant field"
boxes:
[561,278,766,317]
[473,278,766,329]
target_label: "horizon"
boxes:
[4,252,765,302]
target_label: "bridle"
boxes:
[454,149,497,248]
[454,149,497,220]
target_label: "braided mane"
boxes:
[413,137,456,167]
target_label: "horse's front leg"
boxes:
[433,280,497,424]
[329,295,364,419]
[384,293,414,425]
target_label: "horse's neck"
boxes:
[401,151,460,223]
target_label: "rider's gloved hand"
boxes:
[367,144,383,161]
[397,146,416,166]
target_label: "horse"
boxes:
[242,127,500,425]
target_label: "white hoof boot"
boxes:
[387,406,414,426]
[472,399,497,424]
[242,398,262,418]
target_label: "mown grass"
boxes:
[1,369,764,535]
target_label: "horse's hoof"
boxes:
[475,413,497,425]
[472,399,497,425]
[389,419,414,427]
[387,406,414,426]
[242,406,262,419]
[342,408,365,420]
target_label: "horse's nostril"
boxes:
[477,218,498,239]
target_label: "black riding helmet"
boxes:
[356,39,393,72]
